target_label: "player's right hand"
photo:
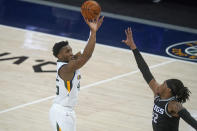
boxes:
[84,16,104,32]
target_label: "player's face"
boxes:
[58,45,73,61]
[157,82,168,95]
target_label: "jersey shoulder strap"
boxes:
[154,95,160,102]
[57,61,68,72]
[164,96,176,118]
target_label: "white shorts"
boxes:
[49,103,76,131]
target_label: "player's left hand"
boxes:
[122,27,136,50]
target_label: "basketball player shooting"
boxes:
[49,15,104,131]
[122,27,197,131]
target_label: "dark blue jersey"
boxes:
[152,96,180,131]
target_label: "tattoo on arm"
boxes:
[168,101,183,116]
[174,102,183,113]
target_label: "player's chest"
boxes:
[153,102,166,115]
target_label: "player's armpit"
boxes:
[149,78,159,96]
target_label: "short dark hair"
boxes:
[166,79,191,103]
[52,41,68,58]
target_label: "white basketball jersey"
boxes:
[54,61,81,108]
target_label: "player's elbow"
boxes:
[83,53,92,60]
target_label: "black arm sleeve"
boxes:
[132,48,154,84]
[178,108,197,129]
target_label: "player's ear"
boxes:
[57,53,62,59]
[167,87,172,93]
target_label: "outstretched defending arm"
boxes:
[122,27,159,95]
[132,48,154,84]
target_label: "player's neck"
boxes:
[160,93,172,100]
[58,58,69,63]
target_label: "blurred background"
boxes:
[44,0,197,29]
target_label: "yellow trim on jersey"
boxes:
[67,81,71,93]
[56,123,62,131]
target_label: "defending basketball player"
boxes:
[122,27,197,131]
[49,15,104,131]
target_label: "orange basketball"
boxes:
[81,0,101,21]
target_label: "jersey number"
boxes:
[56,86,59,95]
[56,78,59,95]
[152,112,158,123]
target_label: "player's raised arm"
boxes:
[122,27,159,95]
[60,16,104,74]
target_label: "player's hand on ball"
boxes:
[96,16,104,31]
[122,27,136,50]
[84,16,104,32]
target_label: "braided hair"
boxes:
[166,79,191,103]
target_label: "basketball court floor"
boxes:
[0,0,197,131]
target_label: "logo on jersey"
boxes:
[77,75,81,80]
[166,41,197,61]
[153,104,164,114]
